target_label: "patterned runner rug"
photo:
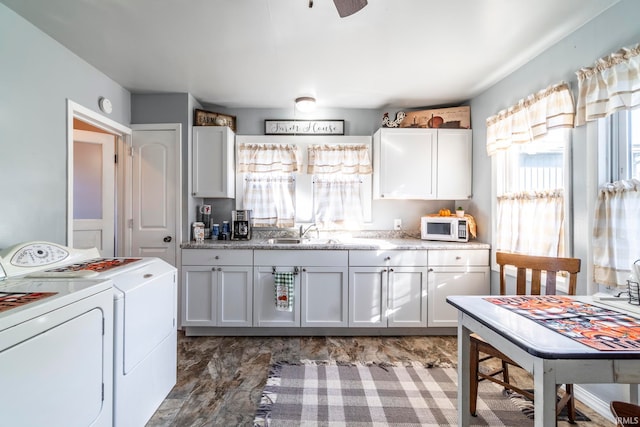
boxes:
[253,361,534,426]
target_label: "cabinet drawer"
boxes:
[182,249,253,266]
[428,249,488,266]
[349,250,428,266]
[254,250,348,267]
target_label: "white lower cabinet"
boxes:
[427,249,490,327]
[181,249,253,327]
[349,251,429,327]
[301,266,349,327]
[253,250,349,328]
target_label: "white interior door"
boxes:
[131,125,181,267]
[73,129,115,256]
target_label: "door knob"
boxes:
[163,236,172,242]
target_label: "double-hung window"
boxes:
[576,42,640,289]
[488,82,575,258]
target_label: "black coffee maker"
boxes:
[231,210,252,240]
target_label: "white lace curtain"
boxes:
[575,42,640,126]
[237,143,300,173]
[488,82,573,257]
[313,176,364,229]
[496,190,565,257]
[307,144,372,175]
[593,179,640,288]
[486,82,575,156]
[238,144,299,228]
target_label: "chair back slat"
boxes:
[496,252,581,296]
[546,272,558,295]
[530,270,542,295]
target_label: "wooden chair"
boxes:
[470,251,581,422]
[610,401,640,427]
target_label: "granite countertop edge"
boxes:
[181,238,490,251]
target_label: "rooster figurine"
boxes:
[382,111,406,127]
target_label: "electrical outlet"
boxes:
[393,219,402,230]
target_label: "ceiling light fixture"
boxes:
[295,96,316,113]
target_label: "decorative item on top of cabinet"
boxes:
[192,126,235,198]
[381,111,406,128]
[372,127,472,200]
[399,106,470,129]
[194,109,236,132]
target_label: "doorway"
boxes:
[72,127,116,256]
[66,100,182,266]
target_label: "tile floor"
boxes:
[147,333,614,426]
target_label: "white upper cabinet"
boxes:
[373,128,437,199]
[373,128,472,200]
[192,126,235,198]
[436,129,472,200]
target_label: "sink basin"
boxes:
[265,238,302,244]
[264,238,342,245]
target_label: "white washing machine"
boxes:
[0,242,178,427]
[0,267,114,426]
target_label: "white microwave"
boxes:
[420,216,469,242]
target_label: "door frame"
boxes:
[66,99,132,255]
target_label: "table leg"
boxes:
[533,358,557,427]
[458,314,470,427]
[630,384,639,404]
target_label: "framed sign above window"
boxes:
[264,120,344,136]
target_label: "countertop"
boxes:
[181,237,490,251]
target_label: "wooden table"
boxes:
[447,295,640,427]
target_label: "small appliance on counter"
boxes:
[231,210,252,240]
[421,215,469,242]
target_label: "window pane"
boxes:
[631,108,640,180]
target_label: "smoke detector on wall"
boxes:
[98,97,112,114]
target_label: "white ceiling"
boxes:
[1,0,619,109]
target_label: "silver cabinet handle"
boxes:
[384,256,391,261]
[215,255,220,260]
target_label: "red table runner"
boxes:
[0,292,58,313]
[485,295,640,351]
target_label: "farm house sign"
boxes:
[264,120,345,135]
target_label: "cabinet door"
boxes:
[192,126,235,198]
[253,267,301,327]
[301,266,348,327]
[348,267,387,327]
[387,267,428,327]
[427,266,490,327]
[373,128,437,199]
[436,129,472,199]
[181,266,216,327]
[217,266,253,327]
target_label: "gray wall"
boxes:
[130,93,203,241]
[200,106,466,232]
[0,4,131,249]
[469,0,640,405]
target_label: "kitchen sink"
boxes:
[264,238,342,245]
[265,238,303,244]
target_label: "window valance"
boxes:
[307,144,372,175]
[237,144,300,173]
[486,82,575,156]
[575,42,640,126]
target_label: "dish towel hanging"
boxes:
[274,272,294,312]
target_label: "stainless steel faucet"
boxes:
[299,223,319,239]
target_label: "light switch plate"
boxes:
[394,219,402,230]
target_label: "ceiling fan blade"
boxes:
[333,0,367,17]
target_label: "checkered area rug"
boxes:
[253,361,534,426]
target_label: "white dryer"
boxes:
[0,269,114,426]
[0,242,177,427]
